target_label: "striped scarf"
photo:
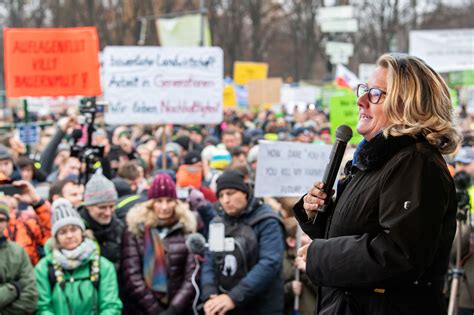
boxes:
[143,226,168,296]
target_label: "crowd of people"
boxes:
[0,54,473,315]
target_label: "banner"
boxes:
[248,78,282,106]
[103,46,223,125]
[157,14,212,47]
[3,27,101,97]
[233,62,268,85]
[409,29,474,73]
[329,94,363,145]
[255,141,332,197]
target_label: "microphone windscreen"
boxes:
[186,233,206,256]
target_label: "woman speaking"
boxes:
[294,53,461,314]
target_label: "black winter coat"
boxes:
[78,206,125,270]
[294,135,457,315]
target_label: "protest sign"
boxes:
[449,71,474,87]
[409,29,474,73]
[233,62,268,85]
[18,123,40,145]
[3,27,101,97]
[450,89,459,109]
[223,85,237,108]
[248,78,282,106]
[329,94,363,145]
[254,141,332,197]
[102,46,223,125]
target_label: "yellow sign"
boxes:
[223,85,237,108]
[233,61,268,85]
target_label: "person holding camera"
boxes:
[1,180,52,265]
[0,200,38,315]
[201,170,285,315]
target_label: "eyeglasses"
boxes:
[357,84,387,104]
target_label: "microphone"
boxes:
[186,233,207,257]
[318,125,353,213]
[185,233,207,315]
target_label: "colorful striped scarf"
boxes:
[143,226,168,296]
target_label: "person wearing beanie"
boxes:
[201,170,285,314]
[35,198,122,314]
[0,144,21,180]
[78,173,124,270]
[0,200,38,315]
[121,173,197,315]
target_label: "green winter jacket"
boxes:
[0,237,38,315]
[34,248,122,315]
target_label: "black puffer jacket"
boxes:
[120,200,198,315]
[294,134,457,315]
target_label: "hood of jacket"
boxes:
[126,199,197,237]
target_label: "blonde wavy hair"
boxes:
[377,53,462,154]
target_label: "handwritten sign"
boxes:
[3,27,101,97]
[329,95,363,145]
[254,141,332,197]
[233,62,268,85]
[103,46,223,125]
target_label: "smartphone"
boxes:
[209,223,225,252]
[0,185,22,196]
[176,187,190,200]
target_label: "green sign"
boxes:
[321,86,354,110]
[449,88,458,109]
[449,71,474,87]
[329,95,363,145]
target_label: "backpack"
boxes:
[211,208,282,292]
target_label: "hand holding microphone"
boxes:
[304,125,352,222]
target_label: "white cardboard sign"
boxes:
[409,29,474,73]
[103,46,223,125]
[255,141,332,197]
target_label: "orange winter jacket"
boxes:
[3,200,51,265]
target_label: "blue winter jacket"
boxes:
[201,198,285,314]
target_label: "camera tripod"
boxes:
[448,205,473,315]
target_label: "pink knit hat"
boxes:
[148,173,177,200]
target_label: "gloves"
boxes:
[187,189,207,210]
[161,305,179,315]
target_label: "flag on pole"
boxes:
[335,64,360,89]
[157,14,211,47]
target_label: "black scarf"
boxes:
[353,133,426,171]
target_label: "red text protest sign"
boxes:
[4,27,101,97]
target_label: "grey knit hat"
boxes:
[51,198,85,236]
[83,173,118,206]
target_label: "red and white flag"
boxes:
[335,64,360,89]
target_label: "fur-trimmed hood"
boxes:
[126,199,197,236]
